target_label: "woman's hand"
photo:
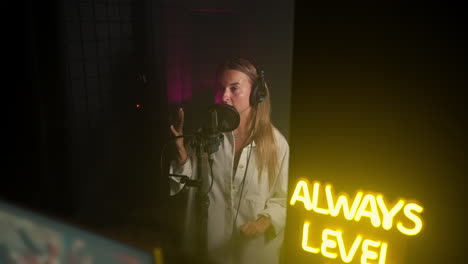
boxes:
[170,108,187,164]
[239,216,272,238]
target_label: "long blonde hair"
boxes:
[216,57,278,185]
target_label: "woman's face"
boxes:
[216,70,252,114]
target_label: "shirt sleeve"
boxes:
[258,138,290,236]
[169,142,195,196]
[169,159,191,195]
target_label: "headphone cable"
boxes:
[233,140,254,231]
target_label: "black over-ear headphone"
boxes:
[249,67,267,107]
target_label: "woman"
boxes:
[169,57,289,264]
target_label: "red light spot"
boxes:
[136,104,141,108]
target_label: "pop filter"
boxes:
[205,104,240,133]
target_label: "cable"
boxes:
[232,112,258,232]
[233,141,254,230]
[203,158,215,196]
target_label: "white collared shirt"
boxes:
[170,128,289,264]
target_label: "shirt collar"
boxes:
[228,132,257,147]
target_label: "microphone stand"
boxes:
[167,104,237,263]
[189,110,223,263]
[189,132,208,264]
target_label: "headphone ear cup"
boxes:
[250,82,258,107]
[250,68,267,107]
[257,81,266,103]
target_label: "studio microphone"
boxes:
[201,104,240,158]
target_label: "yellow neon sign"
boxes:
[302,222,389,264]
[376,195,405,230]
[302,222,319,253]
[290,180,424,236]
[325,185,363,220]
[312,182,330,215]
[321,228,338,259]
[354,194,381,228]
[397,203,424,236]
[291,179,424,264]
[291,180,313,210]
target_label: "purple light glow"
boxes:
[166,37,192,104]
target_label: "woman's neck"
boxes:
[235,107,253,136]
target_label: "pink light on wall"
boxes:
[166,38,192,104]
